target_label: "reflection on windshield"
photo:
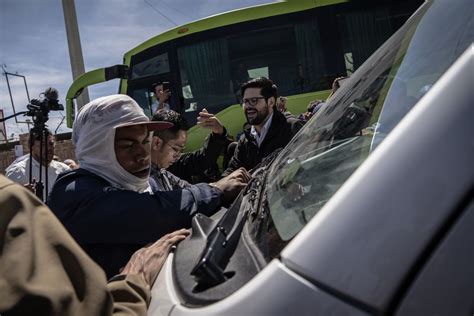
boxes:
[268,136,371,240]
[263,0,473,249]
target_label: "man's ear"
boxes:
[267,96,276,108]
[152,136,162,150]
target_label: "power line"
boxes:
[143,0,178,26]
[159,1,198,20]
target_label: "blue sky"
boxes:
[0,0,273,139]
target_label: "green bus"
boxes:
[66,0,422,151]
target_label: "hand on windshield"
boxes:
[197,108,225,135]
[210,167,251,202]
[120,228,190,286]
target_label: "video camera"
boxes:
[26,87,64,127]
[29,97,63,112]
[27,87,64,113]
[0,86,64,202]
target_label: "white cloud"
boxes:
[1,0,275,139]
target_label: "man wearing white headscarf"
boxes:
[47,95,248,278]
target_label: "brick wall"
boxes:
[0,132,76,174]
[55,138,76,162]
[0,150,16,174]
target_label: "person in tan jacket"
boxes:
[0,175,189,316]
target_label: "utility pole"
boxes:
[62,0,90,108]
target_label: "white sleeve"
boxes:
[5,165,28,185]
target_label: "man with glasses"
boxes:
[222,77,304,176]
[149,109,247,191]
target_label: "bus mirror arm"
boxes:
[65,65,129,128]
[105,65,130,81]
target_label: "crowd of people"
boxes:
[0,76,342,315]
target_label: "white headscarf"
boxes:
[72,94,172,192]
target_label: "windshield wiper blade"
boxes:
[191,209,249,288]
[190,171,265,289]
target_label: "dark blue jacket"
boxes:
[47,168,222,278]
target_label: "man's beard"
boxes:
[245,104,270,126]
[33,150,54,165]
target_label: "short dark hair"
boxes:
[240,77,278,104]
[152,109,189,141]
[28,130,53,147]
[151,82,162,90]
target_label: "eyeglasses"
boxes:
[164,142,184,155]
[242,96,266,107]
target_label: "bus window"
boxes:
[176,23,311,121]
[247,67,268,79]
[344,52,354,75]
[130,88,154,116]
[131,52,171,79]
[228,25,299,100]
[293,19,326,93]
[337,6,408,69]
[177,38,234,123]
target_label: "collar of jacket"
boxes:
[244,110,287,145]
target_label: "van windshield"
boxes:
[263,0,473,250]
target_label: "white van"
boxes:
[149,1,474,314]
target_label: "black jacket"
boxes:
[222,110,304,176]
[169,128,231,183]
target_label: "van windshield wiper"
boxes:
[191,169,265,289]
[190,151,281,289]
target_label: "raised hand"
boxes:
[197,108,225,135]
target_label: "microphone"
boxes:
[44,87,59,100]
